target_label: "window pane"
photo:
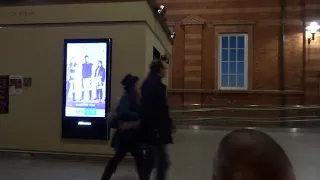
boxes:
[221,62,228,74]
[230,36,237,48]
[222,37,229,48]
[229,75,237,87]
[237,75,245,87]
[219,34,247,90]
[222,50,229,61]
[221,75,228,87]
[237,36,245,48]
[237,49,244,62]
[230,49,237,61]
[230,62,237,74]
[237,62,244,74]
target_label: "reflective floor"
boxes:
[0,129,319,180]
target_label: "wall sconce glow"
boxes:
[306,22,320,34]
[157,5,166,16]
[158,5,165,13]
[77,121,92,126]
[306,22,320,44]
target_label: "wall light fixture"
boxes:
[306,22,320,44]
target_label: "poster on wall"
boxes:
[63,39,111,118]
[9,75,23,95]
[23,77,32,89]
[0,75,9,114]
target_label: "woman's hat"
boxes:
[121,74,139,91]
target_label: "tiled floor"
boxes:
[0,129,319,180]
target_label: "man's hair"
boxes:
[149,59,165,74]
[214,129,294,180]
[84,55,89,58]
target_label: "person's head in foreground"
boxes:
[213,128,295,180]
[121,74,140,102]
[149,59,166,78]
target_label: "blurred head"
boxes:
[213,129,295,180]
[149,59,166,78]
[121,74,140,93]
[84,55,89,63]
[98,60,103,67]
[70,57,75,64]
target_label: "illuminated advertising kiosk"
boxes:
[62,39,112,140]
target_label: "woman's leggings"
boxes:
[101,147,144,180]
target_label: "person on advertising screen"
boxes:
[66,57,77,102]
[80,55,93,101]
[65,42,109,117]
[94,60,106,102]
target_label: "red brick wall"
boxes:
[305,0,320,105]
[161,0,320,120]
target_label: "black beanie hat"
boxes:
[121,74,139,92]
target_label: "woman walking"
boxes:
[101,74,144,180]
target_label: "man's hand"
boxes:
[119,121,140,130]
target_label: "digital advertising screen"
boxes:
[64,40,111,118]
[62,39,112,140]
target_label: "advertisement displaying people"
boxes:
[64,42,108,118]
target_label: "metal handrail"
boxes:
[173,115,318,120]
[182,103,312,106]
[174,117,320,123]
[177,104,320,108]
[171,105,320,113]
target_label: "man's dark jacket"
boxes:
[82,62,93,78]
[140,73,173,145]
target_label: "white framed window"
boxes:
[219,34,248,90]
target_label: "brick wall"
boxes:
[161,0,320,120]
[305,0,320,104]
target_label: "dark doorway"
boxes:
[153,47,161,60]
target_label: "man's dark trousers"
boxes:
[141,144,170,180]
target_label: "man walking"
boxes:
[140,60,174,180]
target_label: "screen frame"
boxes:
[61,38,112,140]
